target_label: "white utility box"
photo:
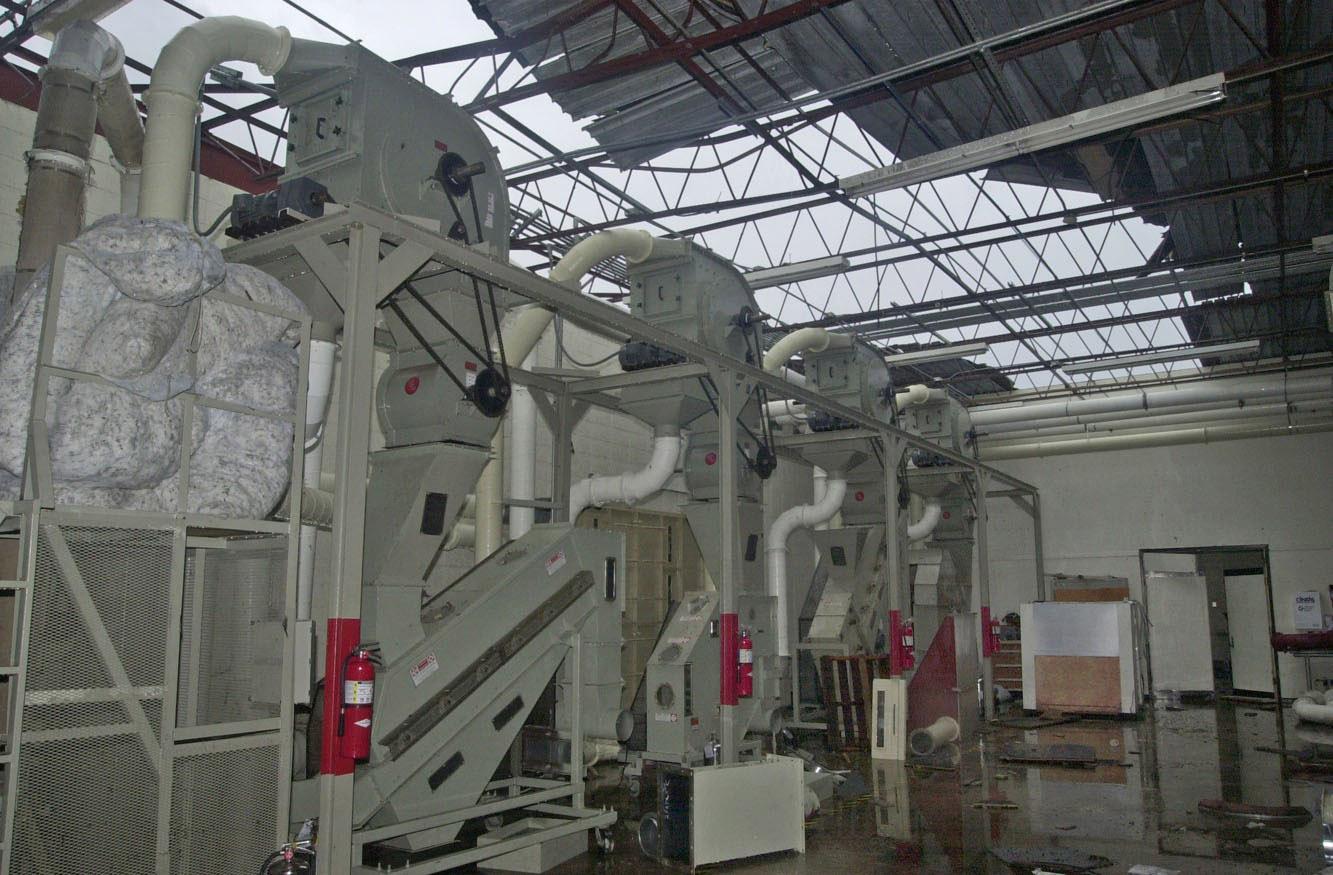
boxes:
[647,755,805,867]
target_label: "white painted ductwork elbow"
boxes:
[474,229,661,556]
[762,327,853,374]
[894,384,931,409]
[568,426,682,523]
[767,474,846,656]
[138,17,293,220]
[548,229,655,287]
[907,499,943,541]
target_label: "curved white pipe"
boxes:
[568,426,682,523]
[762,327,852,373]
[472,231,660,558]
[894,384,931,409]
[907,500,943,542]
[549,229,655,286]
[138,17,292,219]
[767,474,846,656]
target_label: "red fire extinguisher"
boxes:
[338,647,377,761]
[737,628,754,699]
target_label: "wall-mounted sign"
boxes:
[1293,591,1323,631]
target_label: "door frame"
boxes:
[1138,545,1279,706]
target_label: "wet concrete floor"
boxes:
[558,701,1331,873]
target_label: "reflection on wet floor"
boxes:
[559,701,1330,873]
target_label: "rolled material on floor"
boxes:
[1294,691,1333,725]
[909,715,960,756]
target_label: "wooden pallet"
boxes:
[819,654,895,750]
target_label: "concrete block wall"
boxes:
[0,100,239,262]
[981,430,1333,693]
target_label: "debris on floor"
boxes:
[999,741,1098,767]
[1197,798,1313,828]
[989,845,1113,871]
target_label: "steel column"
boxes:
[715,368,740,764]
[316,222,381,875]
[974,471,994,722]
[1032,492,1046,602]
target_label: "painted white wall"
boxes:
[983,430,1333,693]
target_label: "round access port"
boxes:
[655,683,675,708]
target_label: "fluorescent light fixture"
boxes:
[743,255,850,289]
[884,342,990,365]
[1060,339,1261,374]
[840,73,1226,197]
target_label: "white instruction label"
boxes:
[464,361,478,388]
[343,680,373,705]
[654,711,679,723]
[484,192,496,229]
[545,550,567,576]
[410,652,439,687]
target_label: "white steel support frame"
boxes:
[316,222,380,875]
[714,367,742,764]
[218,205,1046,861]
[3,243,310,875]
[974,470,995,723]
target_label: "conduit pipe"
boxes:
[295,336,337,622]
[980,419,1333,461]
[970,373,1333,429]
[907,500,943,542]
[568,425,682,523]
[980,388,1333,437]
[983,400,1333,443]
[138,16,292,220]
[473,230,658,557]
[15,21,142,293]
[767,474,846,656]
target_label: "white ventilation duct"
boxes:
[907,499,943,541]
[138,17,293,220]
[473,229,657,557]
[970,372,1333,429]
[568,426,682,523]
[295,336,337,623]
[980,419,1333,461]
[762,327,852,373]
[767,473,846,657]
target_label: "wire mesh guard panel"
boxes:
[12,524,287,874]
[178,541,288,728]
[169,744,281,875]
[14,524,173,874]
